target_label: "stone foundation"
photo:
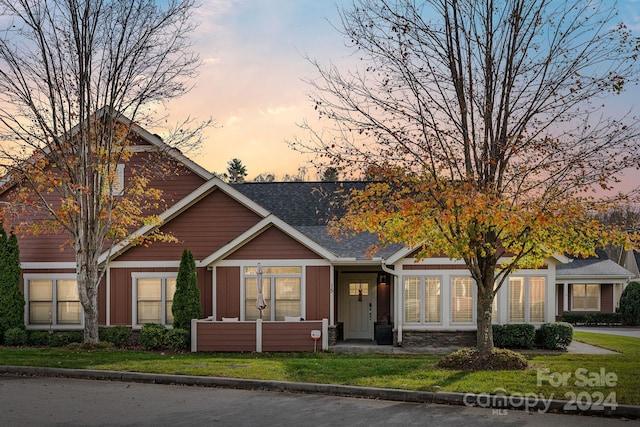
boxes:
[395,330,476,347]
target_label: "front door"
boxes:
[341,278,376,340]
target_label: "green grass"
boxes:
[0,331,638,405]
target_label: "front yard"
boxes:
[0,331,638,406]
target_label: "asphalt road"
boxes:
[0,375,635,427]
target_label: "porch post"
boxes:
[322,318,329,350]
[329,265,335,326]
[190,319,197,353]
[256,319,263,353]
[563,283,569,314]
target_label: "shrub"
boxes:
[619,281,640,326]
[562,311,621,325]
[99,326,132,347]
[139,323,167,350]
[4,327,28,346]
[0,229,25,341]
[535,322,573,350]
[49,331,83,347]
[492,324,535,348]
[172,249,202,331]
[436,347,528,371]
[164,328,190,351]
[28,331,51,346]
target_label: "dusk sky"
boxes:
[162,0,640,182]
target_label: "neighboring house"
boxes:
[0,120,633,351]
[555,252,634,319]
[621,249,640,280]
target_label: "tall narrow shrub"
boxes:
[172,249,201,331]
[619,281,640,326]
[0,225,25,342]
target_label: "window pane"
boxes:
[275,278,300,320]
[29,302,52,324]
[529,277,545,322]
[166,301,174,325]
[349,282,368,296]
[138,302,161,323]
[404,277,420,323]
[245,277,271,321]
[509,277,525,322]
[30,280,52,301]
[452,277,473,323]
[138,279,161,300]
[58,302,81,324]
[586,284,600,297]
[573,284,585,297]
[425,277,440,323]
[57,280,79,301]
[166,278,176,301]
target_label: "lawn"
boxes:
[0,331,638,406]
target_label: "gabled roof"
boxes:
[556,256,634,282]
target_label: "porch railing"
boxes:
[190,318,329,352]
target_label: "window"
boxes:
[27,276,81,326]
[509,276,546,323]
[451,277,473,323]
[133,275,176,325]
[103,163,125,196]
[404,276,441,324]
[572,284,600,311]
[244,267,302,321]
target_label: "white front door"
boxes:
[341,279,376,340]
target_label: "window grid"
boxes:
[244,267,302,321]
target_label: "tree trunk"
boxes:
[76,250,101,343]
[476,280,495,355]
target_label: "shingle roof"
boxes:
[231,181,367,226]
[231,181,402,259]
[556,256,634,280]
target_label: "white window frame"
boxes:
[403,275,442,324]
[131,272,177,328]
[24,273,83,330]
[241,265,304,321]
[571,283,601,311]
[508,276,546,323]
[450,276,475,324]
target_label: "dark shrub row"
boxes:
[493,322,573,350]
[561,311,621,326]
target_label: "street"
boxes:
[0,375,635,427]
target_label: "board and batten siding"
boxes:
[305,266,331,321]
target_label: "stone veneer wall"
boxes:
[395,330,476,347]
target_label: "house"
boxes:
[555,252,633,318]
[1,120,633,351]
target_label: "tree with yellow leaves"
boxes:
[297,0,640,354]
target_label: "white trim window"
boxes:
[404,276,441,324]
[132,273,176,326]
[25,275,82,327]
[451,277,474,323]
[244,266,302,321]
[571,284,600,311]
[509,276,545,323]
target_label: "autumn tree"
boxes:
[295,0,640,354]
[0,0,203,343]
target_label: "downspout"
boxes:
[381,262,401,346]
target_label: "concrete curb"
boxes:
[1,365,638,419]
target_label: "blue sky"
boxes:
[164,0,640,182]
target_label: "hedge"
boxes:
[492,324,535,348]
[561,311,621,326]
[535,322,573,350]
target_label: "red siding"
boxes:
[305,266,331,320]
[196,321,256,352]
[118,189,262,261]
[262,321,323,352]
[225,226,321,260]
[216,266,241,319]
[601,284,614,312]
